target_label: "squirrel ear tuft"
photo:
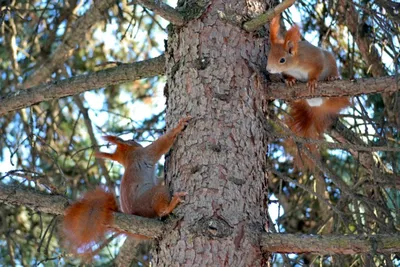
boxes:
[284,25,301,55]
[287,40,295,55]
[270,15,283,44]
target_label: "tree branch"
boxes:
[134,0,185,26]
[261,233,400,254]
[0,55,165,116]
[0,184,164,238]
[267,76,399,100]
[338,0,386,77]
[338,0,400,127]
[23,0,117,88]
[113,212,163,238]
[2,184,400,254]
[4,63,395,117]
[243,0,296,32]
[0,184,68,215]
[268,117,400,152]
[116,238,144,266]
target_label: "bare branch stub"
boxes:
[135,0,185,26]
[243,0,296,32]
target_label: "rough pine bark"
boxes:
[154,0,272,266]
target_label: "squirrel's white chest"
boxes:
[283,69,309,82]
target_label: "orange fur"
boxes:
[95,135,142,165]
[62,188,117,257]
[287,98,350,138]
[286,98,350,169]
[62,117,191,258]
[284,25,301,55]
[266,16,340,91]
[266,15,349,170]
[269,15,282,44]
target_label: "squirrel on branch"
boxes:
[62,116,191,257]
[266,15,349,170]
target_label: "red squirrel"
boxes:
[62,116,191,257]
[267,15,349,169]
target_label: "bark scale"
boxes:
[155,0,272,266]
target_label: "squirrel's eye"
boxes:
[279,58,286,64]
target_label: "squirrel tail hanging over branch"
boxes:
[61,117,191,258]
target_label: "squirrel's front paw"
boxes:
[177,116,192,131]
[285,77,296,87]
[307,80,317,94]
[179,116,192,126]
[172,191,188,203]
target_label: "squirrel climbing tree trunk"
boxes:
[154,0,272,265]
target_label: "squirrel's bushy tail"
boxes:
[62,187,153,259]
[285,97,349,170]
[62,187,118,258]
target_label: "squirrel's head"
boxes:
[266,15,301,74]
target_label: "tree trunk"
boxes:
[154,0,272,265]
